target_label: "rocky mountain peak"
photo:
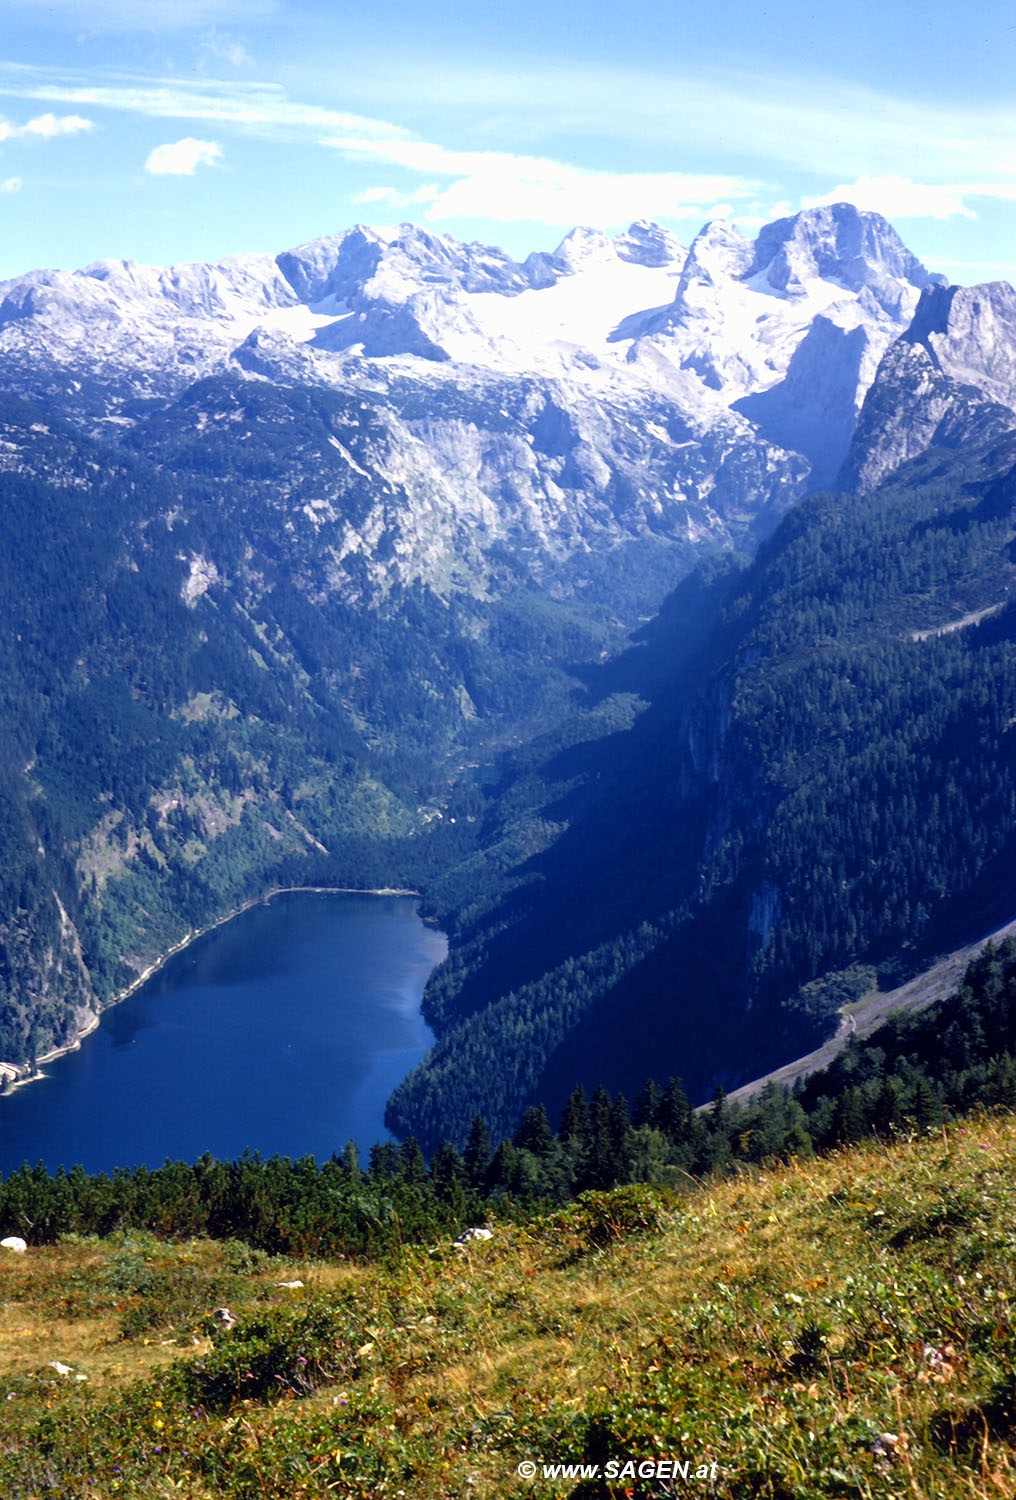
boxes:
[276,225,385,304]
[901,281,1016,408]
[839,279,1016,492]
[277,223,530,309]
[745,203,939,328]
[678,219,755,289]
[613,220,687,268]
[549,225,617,272]
[520,226,620,288]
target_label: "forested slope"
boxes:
[0,387,623,1070]
[390,435,1016,1146]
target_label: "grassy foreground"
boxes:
[3,1118,1016,1498]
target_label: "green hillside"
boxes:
[3,1112,1016,1499]
[391,435,1016,1145]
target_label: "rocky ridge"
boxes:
[0,206,956,601]
[841,281,1016,491]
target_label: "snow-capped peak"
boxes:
[0,207,943,489]
[746,203,936,315]
[548,226,618,273]
[613,220,687,269]
[679,219,755,289]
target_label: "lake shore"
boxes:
[0,885,421,1097]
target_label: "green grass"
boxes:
[4,1117,1016,1497]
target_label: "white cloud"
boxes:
[340,139,753,228]
[144,137,223,175]
[0,176,22,193]
[356,184,439,207]
[1,59,1014,239]
[804,175,978,221]
[425,171,748,228]
[0,111,93,142]
[802,176,1016,225]
[23,111,93,138]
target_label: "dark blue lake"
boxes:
[0,891,445,1175]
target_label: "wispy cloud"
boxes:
[199,31,254,70]
[0,111,93,142]
[2,0,276,30]
[0,176,21,193]
[301,54,1016,180]
[0,59,1014,235]
[2,60,1014,179]
[0,67,410,142]
[145,137,223,175]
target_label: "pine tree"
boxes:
[608,1094,634,1183]
[399,1138,429,1184]
[559,1085,591,1149]
[911,1075,940,1133]
[583,1085,615,1189]
[429,1140,466,1210]
[486,1139,520,1194]
[513,1104,554,1158]
[632,1079,662,1130]
[659,1077,693,1146]
[832,1087,867,1146]
[464,1115,493,1186]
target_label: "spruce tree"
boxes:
[464,1115,493,1186]
[632,1079,662,1130]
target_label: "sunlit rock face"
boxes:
[841,282,1016,492]
[0,205,945,601]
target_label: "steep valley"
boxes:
[2,202,1016,1157]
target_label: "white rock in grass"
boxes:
[453,1227,493,1248]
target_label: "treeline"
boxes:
[4,935,1016,1257]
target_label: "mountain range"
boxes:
[2,202,1016,1151]
[0,203,957,589]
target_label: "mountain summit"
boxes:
[0,206,932,467]
[0,206,950,588]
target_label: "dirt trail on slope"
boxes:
[909,603,1003,641]
[726,911,1016,1106]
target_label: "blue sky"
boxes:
[0,0,1014,284]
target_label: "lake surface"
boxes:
[0,891,445,1176]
